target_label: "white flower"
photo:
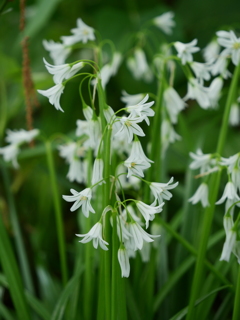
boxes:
[207,77,223,108]
[43,58,84,84]
[164,87,186,124]
[5,129,39,144]
[115,114,145,143]
[118,245,130,277]
[0,144,19,168]
[189,149,215,174]
[153,11,175,35]
[174,39,200,65]
[121,91,145,107]
[43,40,71,65]
[116,164,140,190]
[190,62,211,81]
[126,221,160,251]
[220,229,236,262]
[150,177,178,205]
[38,83,65,112]
[83,105,93,121]
[217,30,240,66]
[184,78,210,109]
[91,158,105,185]
[210,55,231,79]
[126,94,155,125]
[229,103,240,126]
[136,201,164,228]
[188,182,209,207]
[161,119,181,155]
[76,222,108,250]
[216,181,240,205]
[127,48,153,82]
[124,156,150,178]
[131,140,153,164]
[62,187,95,217]
[203,40,220,63]
[76,119,90,137]
[221,153,240,191]
[61,18,95,45]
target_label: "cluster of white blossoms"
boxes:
[0,129,39,168]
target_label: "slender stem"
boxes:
[186,63,240,320]
[45,141,68,285]
[111,210,118,320]
[232,264,240,320]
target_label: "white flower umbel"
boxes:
[164,86,186,124]
[5,129,39,144]
[62,187,95,217]
[61,18,95,45]
[229,103,240,126]
[38,83,65,112]
[184,78,211,109]
[118,245,130,278]
[203,39,220,63]
[188,182,210,207]
[216,181,240,205]
[208,77,223,108]
[174,39,200,65]
[217,30,240,66]
[126,94,155,125]
[127,48,153,82]
[121,90,145,107]
[115,114,145,143]
[43,40,71,65]
[153,11,175,35]
[150,177,178,205]
[220,229,237,262]
[43,58,84,84]
[189,149,215,174]
[190,62,211,81]
[91,158,105,185]
[0,144,19,169]
[126,221,160,251]
[136,201,164,228]
[76,222,108,251]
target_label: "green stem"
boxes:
[186,63,240,320]
[45,141,68,285]
[232,264,240,320]
[111,210,118,320]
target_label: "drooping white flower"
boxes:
[136,201,164,228]
[0,144,19,168]
[210,55,231,79]
[43,40,71,65]
[118,245,130,277]
[188,182,210,207]
[115,114,145,143]
[91,158,105,185]
[61,18,95,45]
[216,181,240,205]
[229,103,240,126]
[126,94,155,125]
[174,39,200,65]
[203,39,220,63]
[161,119,181,155]
[221,153,240,191]
[124,156,151,178]
[164,86,186,124]
[150,177,178,206]
[190,61,211,81]
[189,149,215,174]
[217,30,240,66]
[62,187,95,217]
[131,140,153,164]
[43,58,84,84]
[76,222,109,250]
[116,164,141,190]
[220,229,237,262]
[153,11,175,35]
[82,105,93,121]
[38,83,65,112]
[207,77,223,108]
[121,91,145,107]
[184,78,211,109]
[127,48,153,83]
[5,129,39,144]
[125,221,160,251]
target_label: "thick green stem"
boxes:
[186,63,240,320]
[232,264,240,320]
[111,210,118,320]
[45,141,68,286]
